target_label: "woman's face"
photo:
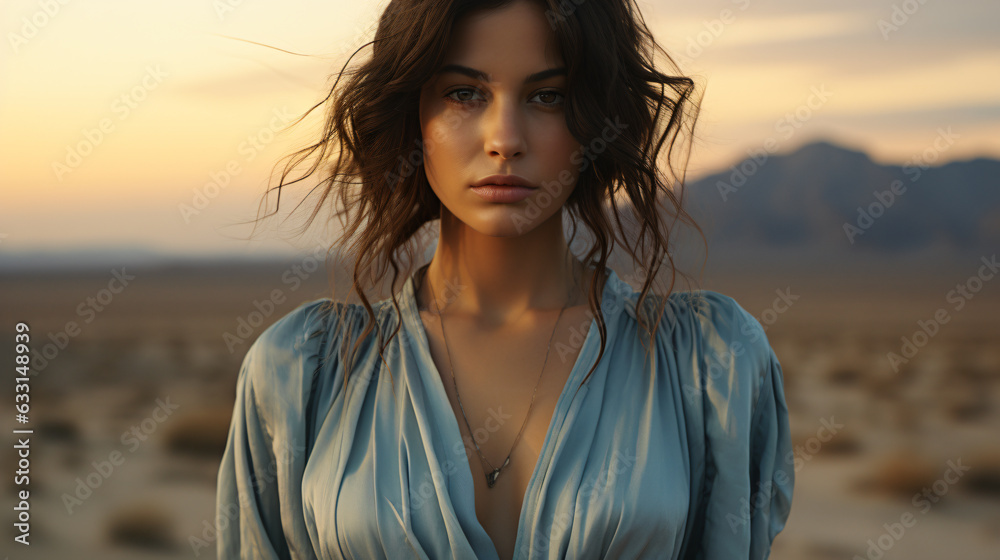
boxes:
[418,0,583,237]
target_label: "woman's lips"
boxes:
[470,184,537,203]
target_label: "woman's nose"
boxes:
[484,94,526,160]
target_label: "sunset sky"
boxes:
[2,0,998,258]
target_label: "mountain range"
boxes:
[682,141,1000,254]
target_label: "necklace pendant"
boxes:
[486,468,501,488]
[485,457,510,488]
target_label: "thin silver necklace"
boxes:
[424,265,571,489]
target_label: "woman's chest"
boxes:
[423,310,590,559]
[300,312,695,559]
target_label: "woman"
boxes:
[216,0,794,558]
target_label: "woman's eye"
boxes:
[444,88,565,107]
[445,87,485,105]
[532,90,565,106]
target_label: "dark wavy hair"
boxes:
[248,0,706,393]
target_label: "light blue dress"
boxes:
[216,265,794,559]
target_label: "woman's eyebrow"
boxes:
[436,64,566,84]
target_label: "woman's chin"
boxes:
[462,210,546,238]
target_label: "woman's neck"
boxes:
[417,211,597,326]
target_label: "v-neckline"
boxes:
[400,263,621,560]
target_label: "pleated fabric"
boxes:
[216,264,794,559]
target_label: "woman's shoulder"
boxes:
[633,286,771,355]
[236,297,367,409]
[246,295,389,357]
[237,298,336,401]
[648,289,794,549]
[666,289,770,353]
[631,287,778,416]
[237,295,396,399]
[245,297,338,364]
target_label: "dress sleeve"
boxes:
[215,299,334,560]
[747,332,794,558]
[677,290,795,559]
